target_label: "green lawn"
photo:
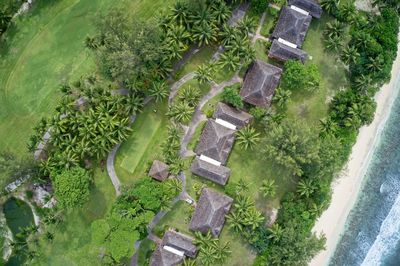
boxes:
[255,40,269,62]
[174,46,216,80]
[35,168,116,265]
[286,14,349,127]
[260,8,278,37]
[115,102,169,186]
[0,0,177,182]
[0,0,178,263]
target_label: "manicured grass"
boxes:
[227,143,296,212]
[260,8,279,37]
[35,168,116,265]
[115,102,169,186]
[213,66,236,84]
[175,46,216,80]
[255,40,269,62]
[286,14,349,127]
[187,120,206,152]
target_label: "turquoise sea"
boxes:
[330,76,400,265]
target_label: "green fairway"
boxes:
[0,0,177,171]
[115,102,169,185]
[119,106,164,174]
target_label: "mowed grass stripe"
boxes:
[119,109,163,174]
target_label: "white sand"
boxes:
[310,36,400,266]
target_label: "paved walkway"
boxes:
[106,144,122,196]
[252,12,269,44]
[168,72,196,105]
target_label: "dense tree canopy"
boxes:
[95,9,166,83]
[262,120,320,176]
[281,60,321,92]
[53,167,92,209]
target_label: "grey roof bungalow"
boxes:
[240,60,283,108]
[189,188,233,237]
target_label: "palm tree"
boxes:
[354,74,373,93]
[123,94,143,115]
[199,246,217,266]
[170,1,190,26]
[212,240,231,262]
[318,117,338,136]
[235,178,250,195]
[166,178,182,195]
[219,24,238,46]
[84,36,99,50]
[341,45,360,65]
[165,41,185,60]
[226,212,244,233]
[260,179,277,198]
[297,179,317,198]
[191,22,218,46]
[273,89,291,108]
[268,223,284,242]
[194,231,216,248]
[183,259,196,266]
[166,24,191,48]
[339,3,357,22]
[324,35,342,53]
[218,51,240,71]
[0,11,12,32]
[149,81,169,102]
[354,31,371,49]
[167,102,194,123]
[367,56,384,72]
[243,208,264,230]
[178,85,201,107]
[234,195,254,214]
[320,0,340,15]
[323,20,344,38]
[195,64,214,84]
[236,126,260,150]
[211,1,231,25]
[237,17,256,35]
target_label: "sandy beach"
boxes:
[310,37,400,266]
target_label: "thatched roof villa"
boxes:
[268,39,308,63]
[149,160,170,181]
[191,156,231,185]
[271,6,312,48]
[288,0,323,18]
[149,230,198,266]
[240,60,283,108]
[194,119,235,165]
[214,102,253,129]
[189,188,233,237]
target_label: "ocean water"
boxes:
[330,77,400,266]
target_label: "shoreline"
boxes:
[310,36,400,266]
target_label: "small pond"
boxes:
[3,197,35,265]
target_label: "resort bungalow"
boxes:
[214,102,253,129]
[240,60,283,108]
[149,160,170,181]
[189,188,233,237]
[271,6,312,48]
[149,230,198,266]
[191,156,231,185]
[288,0,323,19]
[194,119,235,165]
[268,39,308,63]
